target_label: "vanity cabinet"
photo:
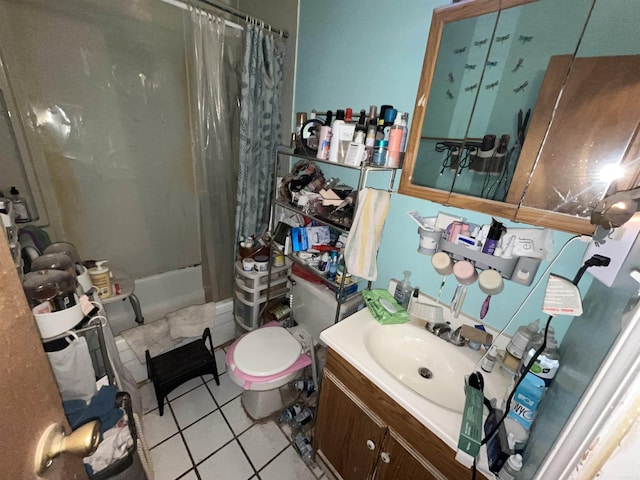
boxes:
[315,348,486,480]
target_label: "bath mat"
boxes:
[121,318,179,364]
[167,302,217,339]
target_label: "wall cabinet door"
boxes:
[373,430,441,480]
[315,372,387,480]
[513,55,640,234]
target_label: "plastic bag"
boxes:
[47,332,97,402]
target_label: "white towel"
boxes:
[344,188,391,281]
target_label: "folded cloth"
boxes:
[84,416,133,476]
[121,318,179,364]
[344,188,391,281]
[362,290,409,325]
[64,385,123,434]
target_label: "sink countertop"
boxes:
[319,299,511,477]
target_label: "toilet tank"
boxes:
[291,275,364,341]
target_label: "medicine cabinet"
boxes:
[400,0,640,235]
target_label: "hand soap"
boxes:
[394,270,412,308]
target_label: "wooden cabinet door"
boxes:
[315,371,387,480]
[373,430,443,480]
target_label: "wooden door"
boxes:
[0,233,88,479]
[315,371,387,480]
[373,430,443,480]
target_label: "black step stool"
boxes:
[145,327,220,416]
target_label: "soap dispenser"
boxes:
[89,261,112,299]
[394,271,412,308]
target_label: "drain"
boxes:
[418,367,433,379]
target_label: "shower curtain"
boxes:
[187,7,242,302]
[235,24,286,243]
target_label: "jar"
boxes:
[372,140,388,166]
[31,253,77,286]
[23,269,77,311]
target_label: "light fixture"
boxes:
[590,187,640,229]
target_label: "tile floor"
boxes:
[139,347,326,480]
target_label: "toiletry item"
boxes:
[372,140,388,166]
[478,269,504,319]
[507,319,541,360]
[338,121,357,162]
[328,110,345,162]
[23,269,77,311]
[316,125,332,160]
[504,417,529,453]
[482,218,506,255]
[482,346,498,373]
[497,453,523,480]
[364,123,377,164]
[507,227,554,260]
[386,116,403,168]
[417,226,442,255]
[344,141,366,166]
[89,260,112,299]
[451,260,477,318]
[408,287,419,312]
[431,252,453,303]
[344,108,353,123]
[508,373,545,430]
[394,270,412,307]
[294,112,308,153]
[10,186,30,223]
[318,252,330,271]
[400,112,409,154]
[31,253,77,282]
[326,251,338,281]
[242,258,254,271]
[253,255,269,272]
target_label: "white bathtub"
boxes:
[108,265,235,382]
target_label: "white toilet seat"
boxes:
[233,326,302,376]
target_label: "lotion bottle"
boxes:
[328,110,345,163]
[89,260,112,299]
[386,116,403,168]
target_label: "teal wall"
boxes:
[295,0,592,341]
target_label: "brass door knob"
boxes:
[35,421,101,475]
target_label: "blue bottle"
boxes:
[326,252,338,281]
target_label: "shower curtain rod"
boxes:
[166,0,289,38]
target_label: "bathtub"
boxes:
[108,265,235,383]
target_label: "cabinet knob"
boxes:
[366,440,376,450]
[380,452,391,464]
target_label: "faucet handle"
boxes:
[449,326,467,346]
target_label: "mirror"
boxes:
[400,0,594,217]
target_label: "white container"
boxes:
[34,299,83,339]
[89,260,112,299]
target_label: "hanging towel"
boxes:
[344,188,391,281]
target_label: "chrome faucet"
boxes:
[426,322,467,347]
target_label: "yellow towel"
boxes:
[344,188,391,281]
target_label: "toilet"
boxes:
[226,276,364,419]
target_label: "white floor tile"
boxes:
[197,440,255,480]
[170,384,218,428]
[167,376,204,401]
[259,446,316,480]
[143,409,179,448]
[139,382,162,414]
[150,434,192,480]
[182,410,234,464]
[206,373,243,406]
[239,421,288,470]
[220,397,253,435]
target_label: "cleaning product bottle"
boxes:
[10,186,31,223]
[394,270,412,308]
[504,319,540,372]
[497,453,523,480]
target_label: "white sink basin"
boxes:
[364,322,500,413]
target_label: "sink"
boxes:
[364,322,502,413]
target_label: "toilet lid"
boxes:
[234,327,302,376]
